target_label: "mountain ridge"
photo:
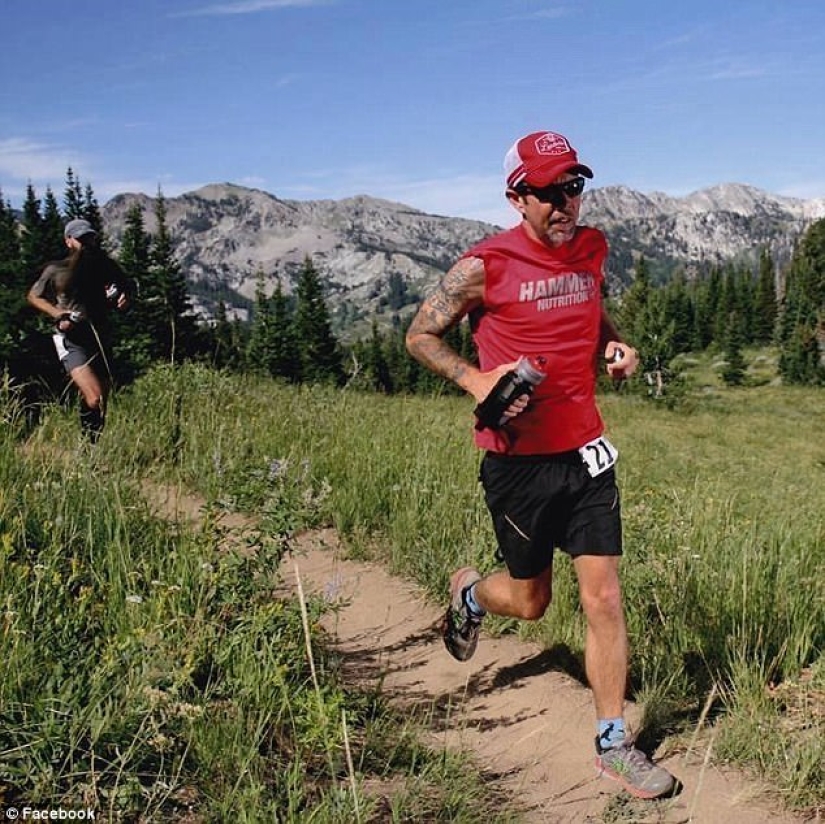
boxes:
[101,181,824,337]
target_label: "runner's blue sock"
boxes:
[463,583,486,619]
[597,718,626,751]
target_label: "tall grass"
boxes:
[3,380,514,821]
[8,364,823,814]
[108,368,824,687]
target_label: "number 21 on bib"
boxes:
[578,436,618,478]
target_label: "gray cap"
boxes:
[64,218,97,240]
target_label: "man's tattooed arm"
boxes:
[406,256,485,395]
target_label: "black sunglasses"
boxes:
[518,176,586,208]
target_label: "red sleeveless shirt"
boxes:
[466,223,608,455]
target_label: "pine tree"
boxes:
[119,203,152,281]
[63,168,84,219]
[247,274,299,379]
[662,271,694,354]
[41,187,65,262]
[269,278,299,380]
[293,257,343,385]
[713,265,738,345]
[703,266,723,348]
[19,184,46,277]
[385,321,415,393]
[367,319,393,393]
[753,247,778,344]
[0,192,23,367]
[735,265,755,344]
[615,258,681,385]
[61,169,104,243]
[721,310,747,386]
[778,218,825,384]
[780,321,821,384]
[637,292,677,380]
[0,191,18,265]
[4,185,64,395]
[690,275,714,351]
[116,190,197,369]
[617,256,652,344]
[83,183,103,235]
[211,300,247,370]
[112,202,154,379]
[247,273,275,375]
[62,170,103,238]
[149,189,197,363]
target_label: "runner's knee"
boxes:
[517,596,551,621]
[80,390,104,410]
[510,584,552,620]
[579,579,623,622]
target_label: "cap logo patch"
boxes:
[534,132,571,156]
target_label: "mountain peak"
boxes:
[101,181,822,335]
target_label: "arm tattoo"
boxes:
[406,258,484,386]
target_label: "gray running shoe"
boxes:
[442,567,483,661]
[595,739,676,799]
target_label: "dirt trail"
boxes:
[150,485,807,824]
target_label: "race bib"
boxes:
[578,436,618,478]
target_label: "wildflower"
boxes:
[324,573,343,601]
[268,458,289,481]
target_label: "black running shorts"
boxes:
[479,450,622,580]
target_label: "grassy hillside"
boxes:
[3,361,823,817]
[0,380,513,821]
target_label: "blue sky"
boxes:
[2,0,824,228]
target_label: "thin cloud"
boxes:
[701,57,767,81]
[173,0,333,17]
[238,175,268,189]
[656,32,697,49]
[0,138,200,206]
[280,166,512,226]
[503,6,570,22]
[647,23,712,53]
[0,138,85,185]
[401,175,514,227]
[273,74,300,88]
[95,177,209,201]
[519,8,569,20]
[778,180,825,201]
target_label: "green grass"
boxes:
[1,381,516,821]
[4,358,824,817]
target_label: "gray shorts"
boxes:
[479,450,622,579]
[52,329,101,374]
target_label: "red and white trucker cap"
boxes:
[504,131,593,189]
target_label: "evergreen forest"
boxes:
[1,172,823,415]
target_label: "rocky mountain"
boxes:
[101,182,825,338]
[102,184,496,337]
[582,183,825,286]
